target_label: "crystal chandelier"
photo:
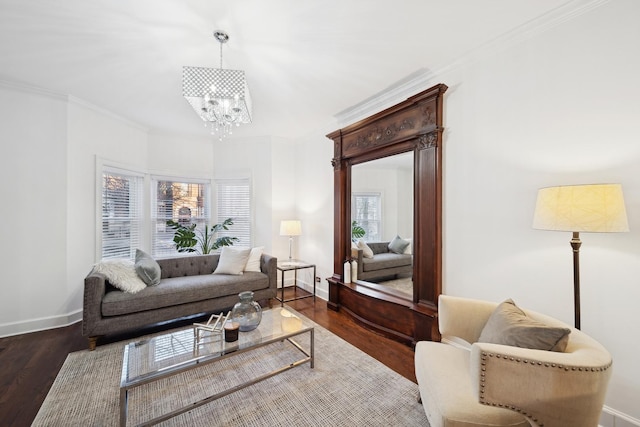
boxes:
[182,30,252,141]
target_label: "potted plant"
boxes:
[351,220,366,242]
[166,217,239,254]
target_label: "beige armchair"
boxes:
[415,295,612,427]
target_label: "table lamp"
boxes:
[533,183,629,329]
[280,220,302,260]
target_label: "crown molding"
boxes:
[0,77,148,132]
[67,95,149,133]
[334,68,435,127]
[335,0,610,127]
[0,77,68,101]
[433,0,611,76]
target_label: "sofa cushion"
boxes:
[362,253,412,272]
[213,247,251,275]
[135,249,161,286]
[101,271,269,316]
[478,299,571,352]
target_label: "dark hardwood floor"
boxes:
[0,289,416,427]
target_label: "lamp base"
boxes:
[570,231,582,330]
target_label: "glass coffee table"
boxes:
[119,307,314,426]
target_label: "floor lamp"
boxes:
[533,184,629,329]
[280,220,302,260]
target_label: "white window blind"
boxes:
[352,192,382,242]
[101,169,143,259]
[215,179,251,248]
[151,177,211,257]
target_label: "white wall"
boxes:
[295,127,335,300]
[0,85,68,335]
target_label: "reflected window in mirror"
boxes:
[352,192,382,242]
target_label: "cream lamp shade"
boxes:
[280,220,302,260]
[280,220,302,236]
[533,184,629,233]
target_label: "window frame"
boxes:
[96,160,145,260]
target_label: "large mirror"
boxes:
[350,152,413,299]
[326,83,447,345]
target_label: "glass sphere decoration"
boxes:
[231,291,262,332]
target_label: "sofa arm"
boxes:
[260,253,277,291]
[438,295,497,344]
[82,271,108,338]
[470,339,612,427]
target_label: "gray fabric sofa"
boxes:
[352,241,412,282]
[83,253,277,350]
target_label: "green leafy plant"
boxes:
[351,220,366,242]
[166,218,239,254]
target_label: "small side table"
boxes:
[276,259,316,306]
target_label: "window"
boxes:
[101,168,143,259]
[151,177,211,257]
[352,192,382,242]
[215,178,251,248]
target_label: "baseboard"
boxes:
[0,309,83,338]
[600,405,640,427]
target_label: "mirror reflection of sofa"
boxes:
[351,240,412,281]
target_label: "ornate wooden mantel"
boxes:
[326,83,447,345]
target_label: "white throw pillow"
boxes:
[244,246,264,272]
[213,247,251,275]
[93,259,147,294]
[358,240,374,259]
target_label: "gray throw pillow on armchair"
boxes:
[135,249,161,286]
[478,299,571,352]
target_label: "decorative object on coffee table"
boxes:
[223,321,240,342]
[193,311,230,344]
[231,291,262,331]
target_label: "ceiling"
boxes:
[0,0,581,140]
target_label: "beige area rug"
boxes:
[33,311,428,426]
[378,277,413,298]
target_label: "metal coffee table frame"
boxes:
[119,309,314,426]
